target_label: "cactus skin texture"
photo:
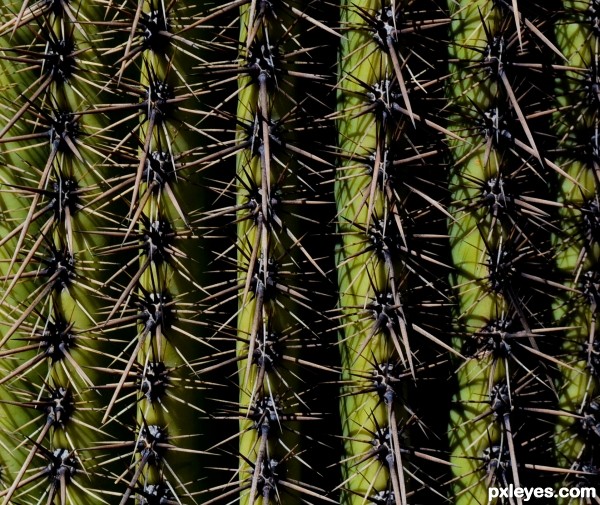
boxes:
[0,2,116,503]
[335,1,401,502]
[1,1,600,505]
[98,3,210,503]
[552,0,600,497]
[446,1,569,503]
[235,4,304,504]
[446,4,507,502]
[233,2,338,503]
[335,1,452,504]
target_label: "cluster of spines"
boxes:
[1,1,600,504]
[446,1,565,502]
[335,1,453,504]
[551,0,600,496]
[0,1,114,502]
[92,2,211,503]
[234,4,300,503]
[0,1,216,502]
[229,3,338,504]
[0,1,340,502]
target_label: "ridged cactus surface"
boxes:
[0,1,599,504]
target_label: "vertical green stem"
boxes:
[0,3,113,502]
[552,1,600,493]
[446,2,518,503]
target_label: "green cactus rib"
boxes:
[0,10,49,491]
[446,2,524,503]
[0,1,599,504]
[336,3,398,502]
[446,0,574,502]
[0,2,121,503]
[445,0,500,458]
[552,0,600,491]
[334,1,450,503]
[235,3,319,504]
[90,2,213,502]
[235,8,280,503]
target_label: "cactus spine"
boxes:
[446,1,562,502]
[0,2,113,502]
[446,4,508,502]
[0,1,598,504]
[552,0,600,494]
[235,4,298,503]
[336,0,408,500]
[335,1,451,503]
[99,2,209,503]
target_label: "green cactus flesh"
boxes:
[552,0,600,497]
[0,1,598,505]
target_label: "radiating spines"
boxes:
[0,237,112,501]
[5,1,598,504]
[446,1,563,502]
[218,3,339,504]
[137,5,340,501]
[0,3,119,502]
[335,1,452,504]
[0,26,112,297]
[549,1,600,496]
[89,2,216,502]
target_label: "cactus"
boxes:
[552,0,600,496]
[234,3,322,504]
[0,1,599,505]
[0,2,117,502]
[334,1,454,504]
[445,1,572,502]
